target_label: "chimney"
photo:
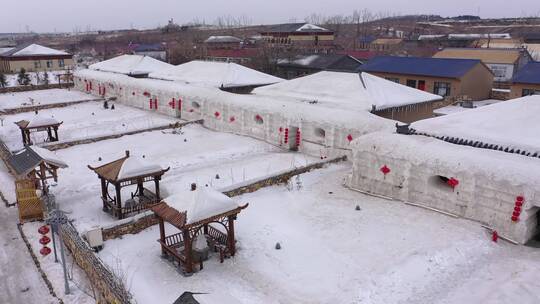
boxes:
[125,150,130,157]
[190,183,197,191]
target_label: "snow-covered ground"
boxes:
[50,124,318,232]
[0,88,97,111]
[0,101,179,151]
[2,70,71,88]
[98,164,540,304]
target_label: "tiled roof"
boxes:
[277,54,362,72]
[359,56,485,79]
[433,48,527,64]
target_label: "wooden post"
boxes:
[47,127,53,142]
[53,126,59,142]
[154,177,161,201]
[159,218,166,256]
[100,178,108,211]
[21,129,26,145]
[115,183,122,219]
[137,179,144,197]
[39,164,47,194]
[203,224,208,235]
[183,229,193,273]
[227,215,236,256]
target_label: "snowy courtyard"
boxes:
[0,88,96,111]
[0,99,179,150]
[98,165,540,304]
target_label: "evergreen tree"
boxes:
[17,68,31,86]
[0,72,7,88]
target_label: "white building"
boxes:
[74,55,440,158]
[348,95,540,244]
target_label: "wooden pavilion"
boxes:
[88,150,169,219]
[15,117,63,146]
[9,145,68,193]
[151,186,248,274]
[8,146,68,221]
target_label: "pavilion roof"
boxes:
[15,117,63,129]
[151,188,247,229]
[88,151,168,182]
[9,146,68,176]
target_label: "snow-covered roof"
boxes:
[412,95,540,155]
[2,44,69,57]
[30,146,68,168]
[149,61,284,88]
[165,188,239,225]
[433,99,502,116]
[253,71,442,112]
[15,116,62,129]
[205,36,243,43]
[89,55,173,76]
[88,151,167,181]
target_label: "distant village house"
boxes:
[510,61,540,99]
[0,43,73,73]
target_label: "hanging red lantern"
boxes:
[515,201,523,207]
[347,134,353,142]
[492,231,498,242]
[279,127,283,132]
[214,111,220,118]
[511,215,519,222]
[143,91,150,97]
[229,116,235,122]
[447,177,459,189]
[39,235,51,245]
[168,98,176,109]
[514,206,522,213]
[516,196,524,202]
[380,165,391,175]
[40,246,51,256]
[38,225,50,235]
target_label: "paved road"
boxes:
[0,203,57,304]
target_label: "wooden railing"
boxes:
[207,226,227,246]
[163,232,184,247]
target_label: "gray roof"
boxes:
[8,146,67,176]
[263,23,330,33]
[277,54,362,72]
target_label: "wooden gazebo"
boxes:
[88,150,169,219]
[15,117,63,146]
[9,145,68,193]
[151,186,248,274]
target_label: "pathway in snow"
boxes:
[0,162,57,304]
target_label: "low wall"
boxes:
[101,155,347,241]
[61,223,132,304]
[43,120,202,151]
[0,83,73,94]
[1,98,102,115]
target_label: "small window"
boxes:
[434,82,451,97]
[58,59,65,68]
[46,60,53,68]
[385,77,399,83]
[191,101,201,109]
[428,175,453,192]
[314,128,326,138]
[34,61,41,68]
[254,114,264,124]
[406,79,417,88]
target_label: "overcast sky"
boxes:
[0,0,538,33]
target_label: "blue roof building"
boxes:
[358,56,494,100]
[511,62,540,98]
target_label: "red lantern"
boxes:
[514,206,522,213]
[214,111,220,118]
[516,196,524,202]
[513,211,521,217]
[279,127,283,132]
[347,134,353,142]
[492,231,498,242]
[511,215,519,222]
[380,165,391,175]
[229,116,235,122]
[447,178,459,189]
[38,225,50,235]
[143,91,150,97]
[39,235,51,245]
[515,201,523,207]
[40,246,51,256]
[169,98,176,109]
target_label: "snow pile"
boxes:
[10,44,69,56]
[165,187,238,225]
[253,71,442,111]
[413,95,540,154]
[26,116,61,128]
[89,55,172,76]
[117,157,164,180]
[149,61,284,88]
[31,146,68,168]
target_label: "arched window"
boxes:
[254,114,264,124]
[314,128,326,138]
[192,101,201,109]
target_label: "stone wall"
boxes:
[60,223,132,304]
[44,120,202,151]
[1,98,101,115]
[0,83,73,94]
